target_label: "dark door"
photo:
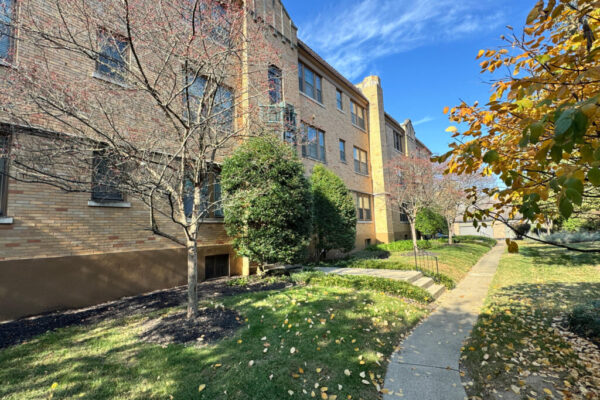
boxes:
[205,254,229,279]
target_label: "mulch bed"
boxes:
[139,307,242,346]
[0,278,293,349]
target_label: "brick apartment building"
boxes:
[0,0,431,320]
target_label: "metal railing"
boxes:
[413,249,439,275]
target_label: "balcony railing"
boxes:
[260,102,296,128]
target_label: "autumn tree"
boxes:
[387,155,437,250]
[435,171,496,245]
[438,0,600,252]
[0,0,280,318]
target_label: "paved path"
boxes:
[383,244,505,400]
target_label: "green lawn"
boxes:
[327,237,496,288]
[462,242,600,399]
[0,284,428,399]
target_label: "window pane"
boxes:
[92,151,124,202]
[339,140,345,161]
[268,65,282,104]
[298,63,303,92]
[336,90,343,110]
[96,31,128,81]
[304,68,314,98]
[318,130,325,162]
[308,127,317,159]
[0,0,13,61]
[186,75,207,122]
[316,76,322,103]
[214,178,224,218]
[215,85,234,132]
[183,177,194,218]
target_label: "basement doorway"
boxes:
[205,254,230,280]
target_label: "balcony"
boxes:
[260,102,296,129]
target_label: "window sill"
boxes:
[0,58,16,69]
[300,92,326,109]
[88,200,131,208]
[352,123,367,133]
[92,71,130,88]
[0,217,14,225]
[357,220,373,224]
[354,171,369,177]
[337,107,345,114]
[303,155,327,164]
[340,160,347,164]
[203,218,225,224]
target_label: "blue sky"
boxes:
[284,0,533,155]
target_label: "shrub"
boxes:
[514,223,531,240]
[292,271,433,303]
[415,208,448,237]
[311,165,357,259]
[568,300,600,340]
[221,137,313,269]
[373,239,447,252]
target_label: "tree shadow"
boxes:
[520,245,600,267]
[0,287,422,399]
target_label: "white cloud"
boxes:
[412,116,435,126]
[298,0,504,80]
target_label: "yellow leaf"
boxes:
[443,106,450,114]
[477,49,485,59]
[446,126,458,133]
[198,384,206,392]
[51,383,58,390]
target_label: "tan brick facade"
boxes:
[0,0,430,319]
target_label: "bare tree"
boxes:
[386,154,437,250]
[435,171,496,245]
[0,0,281,318]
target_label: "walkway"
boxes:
[316,267,446,299]
[382,244,505,400]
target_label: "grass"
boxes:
[320,236,496,289]
[292,271,434,302]
[0,285,428,399]
[462,242,600,398]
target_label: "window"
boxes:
[353,147,368,175]
[336,89,343,110]
[351,101,366,130]
[298,62,322,103]
[91,150,124,203]
[301,124,326,162]
[185,75,234,132]
[365,238,371,247]
[183,171,223,219]
[393,130,404,152]
[0,134,9,216]
[355,192,372,221]
[339,139,346,162]
[0,0,14,63]
[400,212,409,222]
[268,65,282,104]
[96,30,129,82]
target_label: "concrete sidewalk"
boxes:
[383,244,505,400]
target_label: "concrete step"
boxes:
[403,271,423,283]
[426,283,446,300]
[412,276,434,290]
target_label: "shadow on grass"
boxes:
[520,245,600,267]
[462,281,600,399]
[0,287,422,399]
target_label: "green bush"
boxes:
[292,271,433,303]
[370,239,446,252]
[568,300,600,340]
[311,165,357,259]
[416,208,448,237]
[221,137,313,267]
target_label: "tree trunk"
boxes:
[448,221,454,245]
[186,240,198,319]
[409,221,418,251]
